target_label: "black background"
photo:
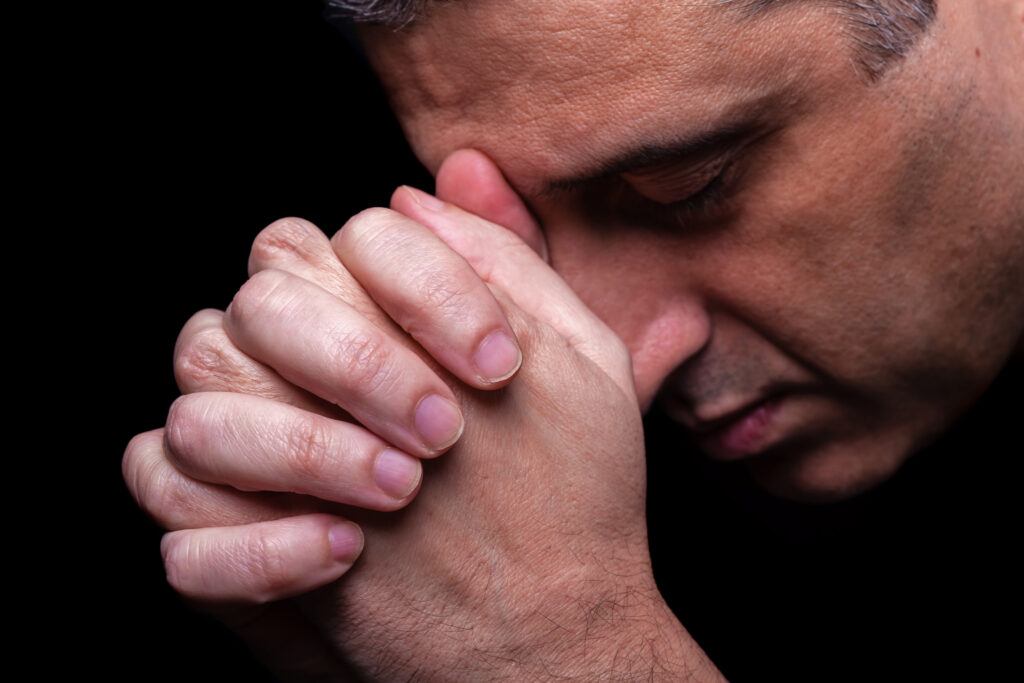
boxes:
[96,1,427,680]
[92,2,1018,680]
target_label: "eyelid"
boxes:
[621,154,732,205]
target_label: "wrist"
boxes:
[493,578,725,682]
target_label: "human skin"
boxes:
[125,166,726,680]
[122,0,1023,679]
[355,0,1024,501]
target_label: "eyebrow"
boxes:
[528,88,785,202]
[535,116,764,202]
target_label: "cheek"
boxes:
[719,143,1001,435]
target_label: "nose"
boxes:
[627,297,712,413]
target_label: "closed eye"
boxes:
[614,155,741,227]
[658,160,737,224]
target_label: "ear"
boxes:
[433,148,550,263]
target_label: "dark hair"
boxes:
[323,0,937,81]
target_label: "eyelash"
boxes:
[659,160,737,226]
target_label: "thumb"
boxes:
[433,148,551,263]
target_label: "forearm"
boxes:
[310,575,726,682]
[503,583,726,682]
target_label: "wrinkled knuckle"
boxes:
[245,528,292,603]
[147,467,201,528]
[417,269,471,317]
[284,415,334,481]
[250,217,321,266]
[174,326,234,389]
[227,268,292,327]
[328,328,398,397]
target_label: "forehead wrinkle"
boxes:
[364,0,826,184]
[369,0,729,114]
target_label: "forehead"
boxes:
[358,0,833,195]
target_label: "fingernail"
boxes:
[328,522,364,564]
[373,448,422,499]
[414,393,464,452]
[473,330,523,383]
[403,185,446,212]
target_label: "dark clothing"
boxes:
[646,358,1020,682]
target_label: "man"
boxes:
[121,0,1023,680]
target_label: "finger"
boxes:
[433,147,550,263]
[223,268,465,457]
[248,217,478,388]
[246,217,413,349]
[160,513,364,604]
[165,392,425,510]
[333,206,524,388]
[122,428,330,531]
[173,308,347,421]
[391,181,635,402]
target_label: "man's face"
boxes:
[358,1,1024,501]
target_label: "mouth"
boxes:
[660,390,790,461]
[694,395,784,460]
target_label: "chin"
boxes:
[743,433,915,504]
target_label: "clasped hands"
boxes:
[122,149,723,681]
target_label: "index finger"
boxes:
[332,205,524,388]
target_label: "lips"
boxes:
[688,397,775,434]
[660,390,787,460]
[696,397,782,460]
[665,389,778,433]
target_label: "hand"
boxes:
[121,149,539,680]
[125,149,724,680]
[289,154,723,680]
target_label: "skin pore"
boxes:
[355,0,1024,502]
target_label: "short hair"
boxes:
[323,0,937,81]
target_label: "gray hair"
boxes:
[324,0,937,80]
[324,0,433,29]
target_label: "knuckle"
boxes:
[417,268,472,317]
[327,327,399,397]
[140,458,204,528]
[283,414,334,481]
[226,268,293,328]
[243,527,292,603]
[334,207,403,255]
[249,217,322,268]
[173,325,235,390]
